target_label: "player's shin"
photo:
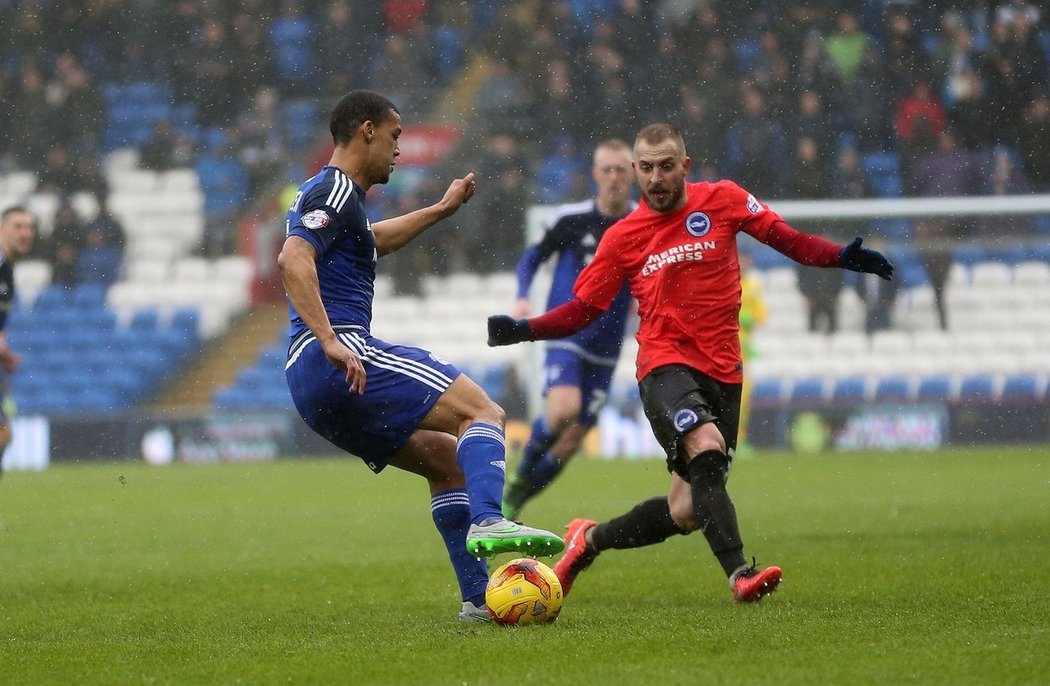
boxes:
[687,450,747,577]
[431,489,488,604]
[457,422,507,524]
[591,496,686,550]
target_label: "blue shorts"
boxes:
[542,346,617,427]
[285,326,461,472]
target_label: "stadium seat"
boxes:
[750,378,785,405]
[861,151,903,198]
[790,377,827,404]
[916,375,954,402]
[874,376,913,403]
[831,376,868,403]
[952,245,989,267]
[958,374,997,402]
[1000,374,1044,401]
[1014,261,1050,287]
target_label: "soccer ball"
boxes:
[485,558,564,626]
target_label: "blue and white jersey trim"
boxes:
[337,330,454,393]
[324,169,354,211]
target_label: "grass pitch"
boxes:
[0,446,1047,685]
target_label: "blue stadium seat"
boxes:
[831,376,868,403]
[1001,374,1043,401]
[916,375,953,402]
[129,309,161,332]
[33,285,71,311]
[952,245,989,266]
[958,374,996,402]
[861,151,904,198]
[790,377,826,404]
[433,26,465,80]
[750,378,785,405]
[874,376,912,403]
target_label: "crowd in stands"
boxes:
[1,0,1049,286]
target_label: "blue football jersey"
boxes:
[285,166,376,337]
[517,200,633,362]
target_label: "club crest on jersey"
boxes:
[673,408,699,432]
[746,194,761,214]
[302,209,331,230]
[685,211,711,237]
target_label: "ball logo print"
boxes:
[685,211,711,237]
[485,558,564,625]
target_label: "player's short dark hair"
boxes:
[329,90,399,145]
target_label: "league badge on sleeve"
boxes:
[746,194,761,214]
[302,209,332,230]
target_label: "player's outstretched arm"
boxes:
[372,172,477,256]
[760,220,894,280]
[840,237,894,280]
[488,297,604,346]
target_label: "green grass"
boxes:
[1,446,1048,685]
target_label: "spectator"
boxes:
[471,56,530,135]
[139,119,178,172]
[881,7,931,101]
[978,145,1035,238]
[911,130,986,330]
[895,79,948,152]
[797,265,844,335]
[236,88,289,198]
[982,10,1049,144]
[844,46,895,153]
[725,82,788,197]
[471,132,531,273]
[187,19,238,128]
[318,1,380,93]
[534,135,588,204]
[270,0,317,97]
[43,197,87,288]
[229,9,276,106]
[48,53,106,155]
[824,11,873,86]
[1017,90,1050,190]
[858,253,899,334]
[36,145,80,195]
[831,145,872,200]
[195,133,249,257]
[369,33,436,118]
[13,62,55,169]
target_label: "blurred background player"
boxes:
[0,207,37,478]
[502,139,636,519]
[279,90,563,623]
[489,123,893,603]
[736,252,767,456]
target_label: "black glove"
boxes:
[487,315,533,346]
[840,237,894,280]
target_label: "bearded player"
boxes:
[488,123,893,602]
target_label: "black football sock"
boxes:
[688,450,746,577]
[591,497,686,551]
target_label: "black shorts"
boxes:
[638,364,742,480]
